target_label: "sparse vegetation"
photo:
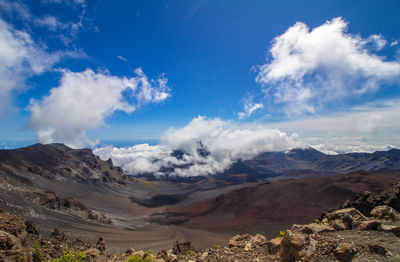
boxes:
[213,244,220,250]
[50,250,86,262]
[315,218,322,224]
[32,250,44,262]
[145,249,155,254]
[186,250,196,257]
[275,230,286,239]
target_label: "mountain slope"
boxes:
[160,170,400,237]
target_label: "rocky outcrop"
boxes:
[341,181,400,216]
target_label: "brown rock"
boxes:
[24,220,40,235]
[96,236,106,253]
[83,248,108,262]
[333,242,358,262]
[357,220,381,231]
[279,230,314,262]
[370,205,399,220]
[266,238,282,255]
[327,208,367,230]
[249,234,267,246]
[172,241,194,254]
[228,234,252,248]
[379,224,400,237]
[49,228,67,242]
[291,223,334,234]
[368,243,387,255]
[0,230,22,250]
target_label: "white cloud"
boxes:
[238,97,264,119]
[391,40,399,47]
[28,69,170,148]
[263,99,400,153]
[117,55,128,62]
[256,17,400,116]
[94,116,302,177]
[94,99,400,176]
[0,17,68,115]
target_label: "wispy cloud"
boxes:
[117,55,128,62]
[28,69,171,148]
[238,96,264,119]
[0,17,81,115]
[256,17,400,116]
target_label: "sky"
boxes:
[1,0,400,175]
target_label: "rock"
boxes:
[168,253,177,261]
[357,220,381,231]
[131,250,145,257]
[96,236,106,253]
[83,248,108,261]
[244,242,253,251]
[370,205,399,220]
[368,243,387,255]
[327,208,367,230]
[249,234,267,246]
[0,230,22,250]
[332,220,350,231]
[266,238,282,255]
[200,252,208,259]
[0,210,28,241]
[49,228,67,242]
[379,224,400,237]
[24,220,40,235]
[333,242,358,262]
[172,241,194,254]
[228,234,252,248]
[291,223,334,234]
[279,230,315,262]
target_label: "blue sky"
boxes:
[1,0,400,155]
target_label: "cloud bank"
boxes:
[256,17,400,116]
[29,68,170,148]
[94,116,302,177]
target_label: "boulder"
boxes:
[96,236,106,253]
[368,244,387,255]
[49,228,67,242]
[279,230,315,262]
[326,208,367,230]
[291,223,334,234]
[333,242,358,262]
[357,220,381,231]
[83,248,107,261]
[0,230,22,250]
[249,234,267,246]
[172,241,194,254]
[266,238,282,255]
[228,234,252,248]
[370,205,399,220]
[379,224,400,237]
[24,220,40,236]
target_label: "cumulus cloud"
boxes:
[28,69,170,148]
[238,97,264,119]
[256,17,400,116]
[0,17,68,115]
[94,116,302,177]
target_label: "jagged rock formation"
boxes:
[341,181,400,216]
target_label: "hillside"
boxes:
[159,170,400,237]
